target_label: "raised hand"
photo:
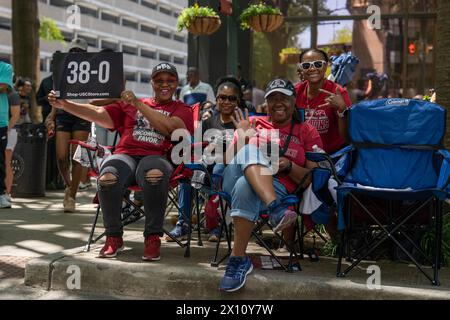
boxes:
[47,90,68,109]
[317,88,346,111]
[121,90,138,106]
[231,108,257,141]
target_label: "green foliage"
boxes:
[39,17,64,42]
[177,3,219,32]
[421,212,450,267]
[240,3,282,30]
[331,26,353,44]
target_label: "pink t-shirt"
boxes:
[295,79,351,153]
[234,117,323,194]
[104,98,194,156]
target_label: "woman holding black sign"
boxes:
[48,62,193,261]
[45,40,91,213]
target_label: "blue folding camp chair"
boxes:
[313,98,448,286]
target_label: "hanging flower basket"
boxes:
[248,14,284,32]
[177,4,221,36]
[187,16,221,35]
[240,4,284,33]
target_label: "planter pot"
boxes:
[249,14,283,32]
[187,16,221,35]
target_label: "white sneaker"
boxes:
[4,194,11,202]
[0,194,12,209]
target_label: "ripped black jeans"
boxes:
[98,154,173,238]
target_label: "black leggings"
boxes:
[98,154,173,238]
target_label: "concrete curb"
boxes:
[24,238,450,300]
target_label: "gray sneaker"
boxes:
[0,194,12,209]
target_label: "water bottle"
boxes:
[312,144,331,169]
[191,170,206,189]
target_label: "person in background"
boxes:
[4,86,20,202]
[0,60,13,208]
[15,78,33,125]
[37,54,65,190]
[179,67,216,106]
[44,38,91,212]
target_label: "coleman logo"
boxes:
[269,79,286,89]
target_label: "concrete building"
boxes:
[0,0,188,96]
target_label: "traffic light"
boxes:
[219,0,233,16]
[408,42,416,55]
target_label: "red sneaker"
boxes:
[142,235,161,261]
[98,236,124,258]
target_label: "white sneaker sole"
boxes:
[221,263,254,293]
[141,255,161,261]
[97,245,124,258]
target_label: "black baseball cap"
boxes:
[151,63,178,80]
[264,79,295,99]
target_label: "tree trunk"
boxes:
[436,0,450,148]
[12,0,41,123]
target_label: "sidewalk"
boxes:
[1,188,450,299]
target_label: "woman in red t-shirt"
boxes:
[48,63,193,262]
[219,79,322,292]
[295,49,352,154]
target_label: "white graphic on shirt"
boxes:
[305,109,329,134]
[132,110,169,145]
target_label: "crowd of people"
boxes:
[0,38,439,293]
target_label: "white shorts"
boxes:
[6,128,18,151]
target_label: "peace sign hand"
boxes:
[317,88,347,111]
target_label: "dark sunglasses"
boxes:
[217,94,238,102]
[299,60,327,70]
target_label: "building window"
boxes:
[101,12,120,24]
[141,49,156,59]
[0,17,11,31]
[141,24,157,35]
[78,35,98,48]
[40,59,46,72]
[141,74,151,83]
[122,18,139,30]
[173,35,185,43]
[159,30,172,39]
[142,0,157,10]
[159,7,172,16]
[123,45,138,56]
[125,72,137,82]
[159,54,172,62]
[101,40,119,51]
[61,31,74,42]
[78,5,98,19]
[49,0,72,8]
[173,57,184,65]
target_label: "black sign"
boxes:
[52,52,124,99]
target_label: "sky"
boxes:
[296,0,354,48]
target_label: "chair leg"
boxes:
[211,198,231,267]
[337,230,346,277]
[299,215,305,259]
[85,205,101,252]
[433,199,442,286]
[196,190,203,247]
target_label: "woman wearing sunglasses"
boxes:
[296,49,352,154]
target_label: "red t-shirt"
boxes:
[238,117,323,194]
[104,98,194,156]
[295,79,351,153]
